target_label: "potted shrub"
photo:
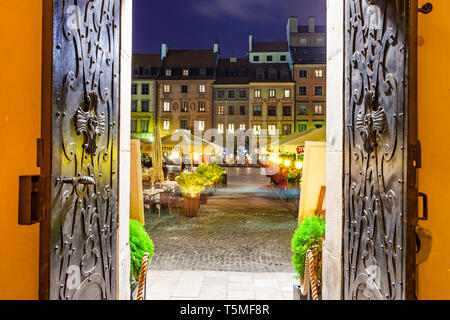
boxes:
[129,219,154,298]
[176,172,206,217]
[291,216,325,300]
[196,164,216,199]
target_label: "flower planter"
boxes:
[184,195,201,217]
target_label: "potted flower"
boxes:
[176,172,206,217]
[291,216,325,300]
[196,164,216,200]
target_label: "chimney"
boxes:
[161,43,168,60]
[249,35,253,52]
[287,16,298,34]
[308,16,315,33]
[213,41,219,54]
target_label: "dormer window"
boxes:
[165,69,172,76]
[253,55,260,62]
[183,68,189,76]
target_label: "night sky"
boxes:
[132,0,326,58]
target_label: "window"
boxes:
[199,85,206,93]
[315,69,323,78]
[163,120,170,131]
[218,123,224,133]
[253,106,262,116]
[218,90,225,98]
[315,86,323,96]
[163,101,170,112]
[280,55,287,61]
[239,91,246,98]
[314,104,324,115]
[282,124,292,135]
[298,121,308,132]
[183,68,189,76]
[141,84,149,95]
[163,84,171,93]
[269,89,276,98]
[218,105,224,115]
[268,106,277,116]
[199,102,206,112]
[299,70,307,78]
[240,105,246,115]
[299,86,307,96]
[180,120,188,130]
[131,100,138,112]
[253,55,260,62]
[253,125,262,135]
[199,68,207,76]
[240,124,246,131]
[228,106,235,115]
[141,101,149,112]
[314,121,324,129]
[181,85,188,93]
[181,102,189,112]
[300,38,307,46]
[131,84,137,95]
[228,91,235,98]
[268,125,277,135]
[131,120,137,133]
[283,106,292,116]
[228,124,235,133]
[254,90,261,98]
[284,89,291,98]
[317,38,324,46]
[141,120,149,132]
[267,55,273,62]
[197,120,205,131]
[165,69,172,76]
[298,103,308,115]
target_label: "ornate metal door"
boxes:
[343,0,419,299]
[40,0,121,300]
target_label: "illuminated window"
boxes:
[284,89,291,98]
[181,102,189,112]
[315,69,323,78]
[314,104,324,115]
[218,105,224,115]
[199,85,206,93]
[165,69,172,76]
[317,38,324,46]
[300,38,307,46]
[197,120,205,131]
[199,102,206,112]
[268,125,277,135]
[163,120,170,131]
[254,89,261,98]
[253,125,262,135]
[228,124,235,133]
[240,124,246,131]
[163,85,171,93]
[298,121,308,132]
[183,68,189,76]
[269,89,276,98]
[163,101,170,112]
[218,123,224,133]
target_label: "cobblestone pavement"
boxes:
[144,167,298,273]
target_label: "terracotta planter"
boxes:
[184,195,201,217]
[200,192,208,205]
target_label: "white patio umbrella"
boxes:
[150,126,165,184]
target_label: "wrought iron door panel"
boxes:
[344,0,417,300]
[46,0,120,300]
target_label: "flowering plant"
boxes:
[272,166,302,189]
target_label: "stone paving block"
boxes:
[229,282,255,291]
[255,288,284,300]
[228,289,255,300]
[254,278,280,288]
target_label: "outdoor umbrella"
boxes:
[150,126,165,184]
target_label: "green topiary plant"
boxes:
[129,219,154,287]
[291,216,325,279]
[176,171,206,197]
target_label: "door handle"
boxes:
[61,176,96,186]
[418,192,428,221]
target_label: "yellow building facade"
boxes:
[131,79,157,142]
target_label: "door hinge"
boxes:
[37,138,44,168]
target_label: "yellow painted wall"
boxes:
[0,1,42,299]
[417,0,450,300]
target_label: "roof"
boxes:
[215,58,249,84]
[290,46,326,64]
[133,53,162,67]
[297,25,327,34]
[249,63,293,82]
[163,49,218,68]
[252,41,289,53]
